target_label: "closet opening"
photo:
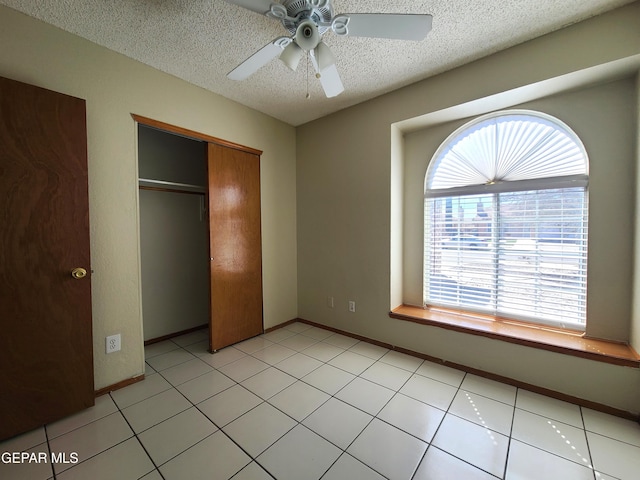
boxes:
[138,124,209,343]
[135,115,264,353]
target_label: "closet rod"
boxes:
[139,178,206,194]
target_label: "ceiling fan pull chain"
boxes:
[306,51,310,99]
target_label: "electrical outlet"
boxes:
[327,296,334,308]
[348,300,356,313]
[106,334,121,354]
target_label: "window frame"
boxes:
[423,110,589,331]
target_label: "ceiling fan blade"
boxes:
[317,64,344,98]
[227,37,290,80]
[310,50,344,98]
[337,13,433,41]
[221,0,274,15]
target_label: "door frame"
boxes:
[132,115,262,157]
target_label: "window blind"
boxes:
[423,110,589,330]
[424,188,588,329]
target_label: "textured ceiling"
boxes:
[0,0,635,126]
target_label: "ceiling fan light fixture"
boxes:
[295,20,320,51]
[314,41,335,71]
[280,41,303,71]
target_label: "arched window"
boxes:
[424,110,589,330]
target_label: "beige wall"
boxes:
[633,73,640,351]
[297,3,640,413]
[0,6,298,390]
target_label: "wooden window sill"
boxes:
[390,305,640,368]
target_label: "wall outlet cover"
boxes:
[106,334,121,353]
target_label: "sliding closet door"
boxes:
[208,143,263,350]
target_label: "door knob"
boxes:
[71,267,87,279]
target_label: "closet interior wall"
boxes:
[138,125,209,341]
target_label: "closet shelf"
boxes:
[138,178,206,194]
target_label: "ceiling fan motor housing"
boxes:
[282,0,333,35]
[295,20,320,50]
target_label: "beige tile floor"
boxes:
[2,322,640,479]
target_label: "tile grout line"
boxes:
[580,405,600,480]
[46,393,154,479]
[108,390,162,480]
[43,424,56,480]
[409,371,471,480]
[502,386,520,479]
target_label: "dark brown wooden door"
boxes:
[0,77,94,440]
[208,143,263,351]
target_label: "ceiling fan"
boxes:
[224,0,433,98]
